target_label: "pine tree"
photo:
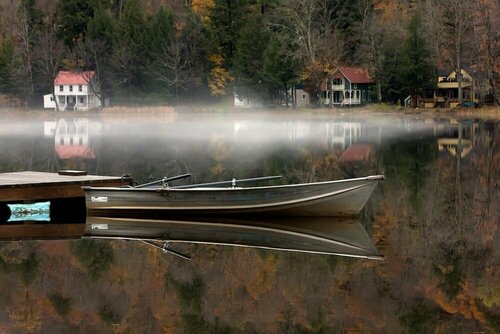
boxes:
[113,0,147,95]
[208,0,247,69]
[262,32,301,106]
[381,10,434,104]
[147,7,174,58]
[234,13,270,101]
[57,0,98,45]
[0,38,17,95]
[87,6,115,46]
[403,11,435,98]
[81,7,116,103]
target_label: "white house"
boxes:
[44,71,101,111]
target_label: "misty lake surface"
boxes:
[0,110,498,333]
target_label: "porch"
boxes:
[321,90,362,106]
[56,95,99,111]
[421,87,477,108]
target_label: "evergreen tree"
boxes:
[402,11,435,98]
[57,0,101,45]
[147,7,174,58]
[81,7,116,103]
[381,11,434,104]
[262,32,301,105]
[87,6,115,46]
[16,0,43,105]
[113,0,147,95]
[208,0,247,69]
[146,6,175,95]
[0,38,17,95]
[234,13,270,100]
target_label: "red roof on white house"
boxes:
[334,67,374,84]
[55,145,95,160]
[341,144,374,161]
[54,71,95,85]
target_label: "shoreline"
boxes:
[0,104,499,119]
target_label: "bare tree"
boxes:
[75,38,111,108]
[356,11,384,102]
[475,0,500,105]
[441,0,475,105]
[421,0,445,66]
[270,0,345,103]
[152,39,191,105]
[271,0,319,65]
[33,23,65,111]
[16,0,37,106]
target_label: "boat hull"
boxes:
[85,216,383,260]
[83,175,383,217]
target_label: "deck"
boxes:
[0,171,131,202]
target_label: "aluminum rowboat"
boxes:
[82,175,384,217]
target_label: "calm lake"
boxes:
[0,111,498,333]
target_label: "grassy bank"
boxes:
[1,103,499,119]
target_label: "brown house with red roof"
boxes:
[320,67,375,107]
[44,71,101,111]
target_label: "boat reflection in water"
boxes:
[85,215,383,261]
[1,203,382,261]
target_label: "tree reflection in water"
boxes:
[0,114,498,333]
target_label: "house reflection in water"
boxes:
[44,118,102,163]
[341,144,374,162]
[437,119,478,158]
[326,122,362,151]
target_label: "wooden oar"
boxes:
[172,175,282,189]
[135,173,191,188]
[141,240,191,260]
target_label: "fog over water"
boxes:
[0,111,459,180]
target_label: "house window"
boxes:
[362,90,366,101]
[79,85,82,92]
[332,78,342,85]
[356,91,360,99]
[79,96,84,104]
[59,85,63,92]
[302,94,306,100]
[368,91,372,101]
[345,91,350,98]
[79,138,83,145]
[69,85,73,92]
[353,84,358,89]
[59,96,65,104]
[50,96,54,101]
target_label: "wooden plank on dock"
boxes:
[0,171,130,202]
[0,224,85,240]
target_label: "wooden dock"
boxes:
[0,171,131,202]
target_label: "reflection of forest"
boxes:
[0,116,498,333]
